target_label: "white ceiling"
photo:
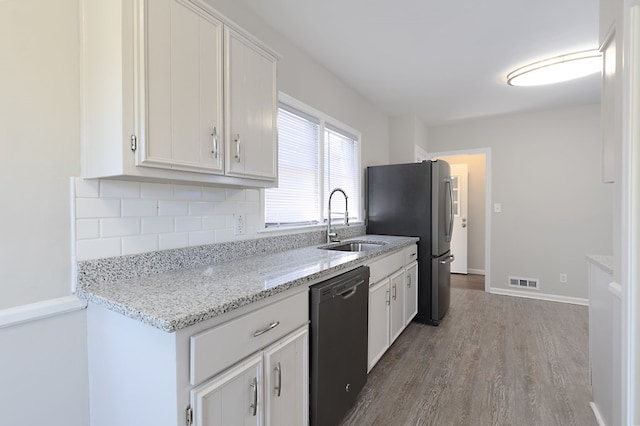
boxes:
[236,0,601,125]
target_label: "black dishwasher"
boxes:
[309,266,370,426]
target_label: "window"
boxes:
[265,95,361,228]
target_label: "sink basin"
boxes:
[321,241,386,252]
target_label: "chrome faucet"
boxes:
[327,188,349,243]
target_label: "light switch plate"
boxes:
[493,203,502,213]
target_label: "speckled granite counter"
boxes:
[77,235,418,332]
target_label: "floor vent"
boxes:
[508,276,539,290]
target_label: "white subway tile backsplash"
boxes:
[226,189,246,201]
[76,219,100,240]
[175,216,202,232]
[101,217,141,237]
[74,179,264,260]
[122,199,158,217]
[174,185,202,200]
[159,232,189,250]
[189,201,214,216]
[141,182,173,199]
[158,200,188,216]
[101,180,141,198]
[76,198,121,218]
[189,230,215,246]
[75,178,100,198]
[76,238,121,260]
[202,187,226,201]
[122,234,158,255]
[215,228,236,243]
[202,215,227,230]
[245,189,260,202]
[142,216,174,234]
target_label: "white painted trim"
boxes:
[467,268,485,276]
[608,281,623,300]
[590,401,607,426]
[428,147,492,294]
[0,296,87,329]
[70,177,78,293]
[489,287,589,306]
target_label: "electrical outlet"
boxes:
[559,273,567,283]
[493,203,502,213]
[234,213,245,235]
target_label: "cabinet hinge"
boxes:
[186,406,193,426]
[130,134,137,152]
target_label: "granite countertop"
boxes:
[77,235,418,332]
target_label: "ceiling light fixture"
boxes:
[507,49,602,87]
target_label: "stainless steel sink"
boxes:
[320,241,386,252]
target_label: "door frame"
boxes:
[429,148,491,292]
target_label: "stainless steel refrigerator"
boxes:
[366,160,454,325]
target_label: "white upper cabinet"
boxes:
[81,0,279,188]
[141,0,224,174]
[225,28,278,180]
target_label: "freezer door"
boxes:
[431,251,453,323]
[431,160,453,256]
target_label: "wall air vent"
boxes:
[508,276,539,290]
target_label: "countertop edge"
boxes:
[79,236,419,332]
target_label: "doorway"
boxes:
[429,149,491,292]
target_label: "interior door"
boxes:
[450,163,468,274]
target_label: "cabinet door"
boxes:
[368,278,390,372]
[190,353,262,426]
[263,326,309,426]
[389,268,405,344]
[143,0,224,173]
[405,261,418,325]
[225,27,278,180]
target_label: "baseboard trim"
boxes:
[0,296,87,329]
[489,288,589,306]
[589,402,607,426]
[467,268,485,275]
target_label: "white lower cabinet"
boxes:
[367,244,418,372]
[405,261,418,326]
[190,326,308,426]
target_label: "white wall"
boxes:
[389,114,428,163]
[429,104,613,300]
[0,1,89,425]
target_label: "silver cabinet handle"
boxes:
[407,274,411,288]
[250,377,258,416]
[253,321,280,337]
[392,283,397,300]
[386,289,390,306]
[211,126,218,158]
[274,362,282,397]
[234,134,241,162]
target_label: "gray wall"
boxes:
[429,104,612,300]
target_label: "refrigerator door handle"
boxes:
[446,177,454,241]
[440,254,455,264]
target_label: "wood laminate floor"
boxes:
[340,276,595,426]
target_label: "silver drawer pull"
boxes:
[274,362,282,397]
[250,377,258,416]
[253,321,280,337]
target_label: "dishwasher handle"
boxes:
[334,279,365,299]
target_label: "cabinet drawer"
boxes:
[368,250,404,284]
[190,290,308,385]
[404,244,418,264]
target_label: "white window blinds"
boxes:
[265,97,360,228]
[324,126,359,221]
[265,105,320,226]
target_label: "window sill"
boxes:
[257,221,364,236]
